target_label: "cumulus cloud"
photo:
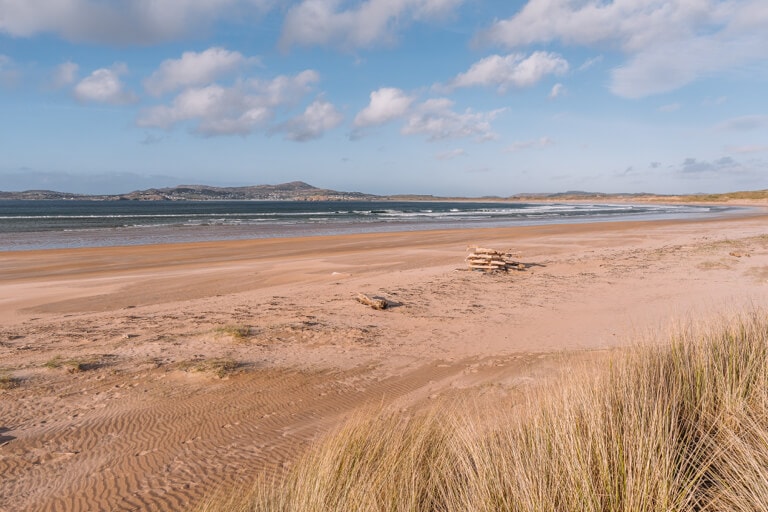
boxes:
[73,63,137,104]
[353,87,414,127]
[277,99,344,141]
[352,90,502,142]
[504,136,554,152]
[479,0,768,98]
[280,0,463,50]
[401,98,502,141]
[51,60,79,88]
[0,0,273,45]
[450,52,568,92]
[137,70,320,137]
[144,47,257,96]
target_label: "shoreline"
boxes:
[0,199,751,253]
[1,202,760,259]
[1,206,763,272]
[2,212,768,510]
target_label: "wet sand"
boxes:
[2,212,768,510]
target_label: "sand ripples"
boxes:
[1,358,476,511]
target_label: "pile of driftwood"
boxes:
[466,246,525,272]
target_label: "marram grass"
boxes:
[201,311,768,512]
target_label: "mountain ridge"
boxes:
[1,182,766,203]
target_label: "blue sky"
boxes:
[1,0,766,196]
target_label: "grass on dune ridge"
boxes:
[202,311,768,512]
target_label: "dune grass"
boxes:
[178,357,240,378]
[216,324,252,341]
[201,311,768,512]
[681,189,768,202]
[0,372,20,390]
[43,355,102,373]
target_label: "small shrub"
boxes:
[44,355,98,373]
[216,324,252,341]
[179,357,240,378]
[0,373,20,390]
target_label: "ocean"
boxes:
[0,199,731,251]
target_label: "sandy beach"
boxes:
[2,211,768,511]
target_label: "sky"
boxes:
[0,0,767,196]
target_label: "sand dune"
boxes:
[2,212,768,510]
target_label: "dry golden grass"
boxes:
[201,311,768,512]
[216,324,252,341]
[178,357,240,378]
[681,189,768,202]
[43,355,103,373]
[0,372,20,390]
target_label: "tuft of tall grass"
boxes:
[202,311,768,512]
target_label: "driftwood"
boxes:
[465,246,525,272]
[357,293,388,310]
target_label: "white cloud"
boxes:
[402,98,502,141]
[144,47,257,96]
[138,84,266,135]
[137,70,320,137]
[578,55,603,71]
[278,99,344,141]
[451,52,568,92]
[354,87,414,127]
[436,148,465,160]
[52,60,78,88]
[718,115,768,131]
[280,0,463,50]
[0,0,274,44]
[549,83,565,99]
[73,63,137,104]
[504,136,554,152]
[479,0,768,98]
[352,92,503,142]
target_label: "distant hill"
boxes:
[0,181,379,201]
[1,182,766,203]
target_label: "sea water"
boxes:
[0,199,732,251]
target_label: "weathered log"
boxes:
[467,253,494,260]
[468,264,508,271]
[472,247,501,255]
[356,293,388,310]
